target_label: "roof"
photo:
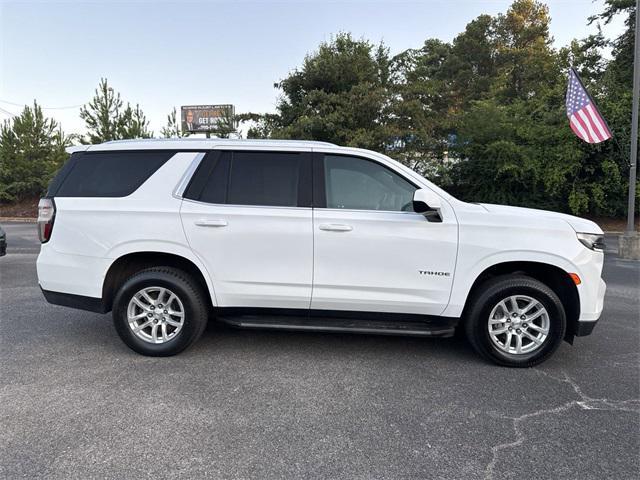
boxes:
[66,138,337,154]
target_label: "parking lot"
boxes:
[0,221,638,479]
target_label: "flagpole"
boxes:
[627,0,640,233]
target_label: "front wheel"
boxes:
[112,267,208,356]
[464,275,566,367]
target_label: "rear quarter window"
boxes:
[51,150,175,197]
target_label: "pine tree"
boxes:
[119,103,152,139]
[79,78,123,143]
[160,107,184,138]
[80,78,152,142]
[0,102,70,202]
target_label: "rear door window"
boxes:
[183,151,230,204]
[184,150,311,207]
[227,151,303,207]
[52,150,175,197]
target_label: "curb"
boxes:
[0,217,36,223]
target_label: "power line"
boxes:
[0,106,16,117]
[0,99,84,110]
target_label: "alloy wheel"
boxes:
[127,286,185,344]
[487,295,550,355]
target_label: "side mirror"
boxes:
[413,188,442,221]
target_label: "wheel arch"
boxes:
[102,251,216,313]
[460,260,580,343]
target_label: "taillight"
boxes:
[38,198,56,243]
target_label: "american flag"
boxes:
[566,68,612,144]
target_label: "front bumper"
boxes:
[575,319,598,336]
[574,277,605,337]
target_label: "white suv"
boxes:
[36,139,606,366]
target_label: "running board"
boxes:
[217,314,456,338]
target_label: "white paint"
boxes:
[37,139,606,331]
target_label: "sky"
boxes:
[0,0,628,136]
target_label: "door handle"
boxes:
[195,219,228,227]
[319,223,353,232]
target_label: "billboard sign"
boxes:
[181,104,235,133]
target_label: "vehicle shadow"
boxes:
[192,319,480,364]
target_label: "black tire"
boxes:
[112,267,208,356]
[463,275,566,367]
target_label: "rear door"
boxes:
[180,149,313,309]
[311,153,458,316]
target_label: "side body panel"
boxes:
[180,202,313,309]
[311,209,458,315]
[37,152,217,302]
[441,204,605,322]
[178,147,315,309]
[309,148,459,316]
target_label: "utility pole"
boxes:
[620,0,640,258]
[627,0,639,232]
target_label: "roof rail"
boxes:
[102,138,337,146]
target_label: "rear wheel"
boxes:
[464,275,566,367]
[112,267,208,356]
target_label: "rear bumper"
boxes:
[37,245,110,298]
[40,287,107,313]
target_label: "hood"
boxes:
[478,203,603,234]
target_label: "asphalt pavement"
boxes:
[1,222,638,479]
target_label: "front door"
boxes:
[180,149,313,309]
[311,154,458,316]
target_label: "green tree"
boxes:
[590,0,636,88]
[237,0,634,218]
[492,0,557,101]
[0,102,70,202]
[587,0,639,216]
[79,78,123,143]
[387,39,454,175]
[237,112,281,139]
[257,33,393,149]
[119,103,152,139]
[451,93,587,213]
[446,14,498,109]
[161,107,184,138]
[447,0,635,217]
[79,78,152,143]
[388,0,560,185]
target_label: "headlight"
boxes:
[576,233,605,251]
